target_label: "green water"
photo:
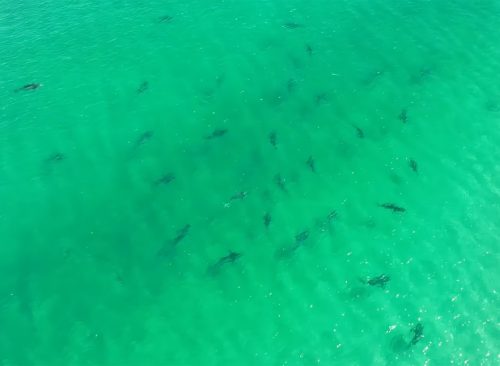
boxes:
[1,0,499,364]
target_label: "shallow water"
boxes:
[1,0,499,364]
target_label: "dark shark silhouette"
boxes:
[263,213,272,228]
[315,92,328,105]
[15,83,40,92]
[274,174,287,192]
[135,131,153,147]
[158,15,173,23]
[283,22,302,29]
[360,274,391,288]
[295,230,309,243]
[269,131,277,148]
[207,251,242,275]
[378,203,406,213]
[224,191,247,207]
[157,224,191,257]
[352,124,364,138]
[137,81,149,94]
[362,70,385,86]
[45,153,65,163]
[327,210,338,221]
[399,109,408,123]
[317,210,338,231]
[154,173,175,186]
[229,191,247,201]
[305,44,313,56]
[409,159,418,173]
[306,156,316,173]
[205,129,228,140]
[408,323,424,346]
[276,229,310,259]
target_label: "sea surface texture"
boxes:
[1,0,499,365]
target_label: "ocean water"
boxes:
[0,0,499,364]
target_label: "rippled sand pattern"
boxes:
[0,0,499,365]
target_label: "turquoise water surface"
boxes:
[1,0,499,365]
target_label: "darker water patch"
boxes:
[283,22,303,29]
[389,172,403,185]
